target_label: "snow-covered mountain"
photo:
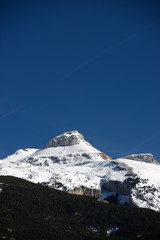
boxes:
[0,130,160,212]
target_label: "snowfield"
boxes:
[0,131,160,211]
[0,145,127,190]
[117,158,160,187]
[0,148,38,162]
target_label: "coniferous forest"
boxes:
[0,176,160,240]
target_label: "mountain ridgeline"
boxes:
[0,131,160,212]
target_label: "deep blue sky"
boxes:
[0,0,160,161]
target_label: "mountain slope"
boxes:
[0,131,160,212]
[116,158,160,210]
[0,176,160,240]
[0,148,38,162]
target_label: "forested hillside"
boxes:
[0,176,160,240]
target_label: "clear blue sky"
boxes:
[0,0,160,160]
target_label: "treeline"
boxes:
[0,176,160,240]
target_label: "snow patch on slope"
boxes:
[0,148,38,163]
[117,158,160,187]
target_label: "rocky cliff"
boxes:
[68,186,101,198]
[45,131,85,147]
[124,153,158,164]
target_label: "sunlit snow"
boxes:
[0,132,160,211]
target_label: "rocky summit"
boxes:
[123,153,158,164]
[45,131,85,147]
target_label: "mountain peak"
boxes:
[45,130,85,148]
[1,131,160,212]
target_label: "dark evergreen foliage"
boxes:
[0,176,160,240]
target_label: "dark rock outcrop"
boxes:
[100,178,139,206]
[102,179,132,196]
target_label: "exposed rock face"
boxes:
[102,179,132,196]
[99,178,137,206]
[100,152,112,160]
[45,131,85,147]
[68,186,101,198]
[124,153,158,164]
